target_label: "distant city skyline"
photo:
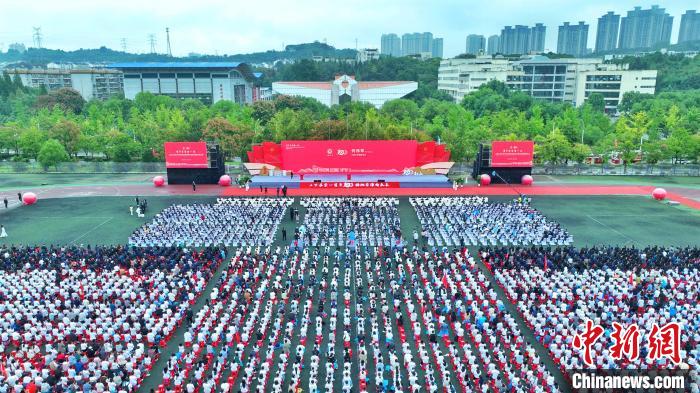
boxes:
[0,0,695,58]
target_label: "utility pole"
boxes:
[148,34,157,54]
[120,38,127,53]
[166,27,172,57]
[32,27,42,48]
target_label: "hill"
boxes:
[0,41,357,67]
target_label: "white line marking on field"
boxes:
[586,215,636,244]
[70,217,114,245]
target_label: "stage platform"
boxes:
[248,174,453,189]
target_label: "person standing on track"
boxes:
[3,198,7,208]
[192,180,197,192]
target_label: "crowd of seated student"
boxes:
[299,198,404,249]
[129,198,292,247]
[411,197,572,247]
[487,246,700,391]
[0,245,224,392]
[154,245,560,393]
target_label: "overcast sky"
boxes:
[0,0,695,58]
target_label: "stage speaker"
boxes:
[378,179,386,183]
[314,179,322,183]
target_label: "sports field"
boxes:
[1,194,698,247]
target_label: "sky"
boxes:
[0,0,695,58]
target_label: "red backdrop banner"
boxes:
[164,142,209,168]
[491,141,534,167]
[281,140,418,174]
[416,141,436,166]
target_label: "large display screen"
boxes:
[491,141,534,167]
[164,142,209,168]
[281,140,418,174]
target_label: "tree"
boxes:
[614,112,649,172]
[251,101,277,125]
[381,99,419,122]
[571,143,592,164]
[586,93,606,113]
[534,127,572,164]
[49,119,81,157]
[34,88,86,114]
[203,117,256,159]
[38,139,69,170]
[18,129,47,159]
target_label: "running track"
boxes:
[2,183,700,210]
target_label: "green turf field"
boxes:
[1,195,698,247]
[0,173,153,190]
[542,175,700,188]
[0,196,217,246]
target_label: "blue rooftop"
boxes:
[108,62,245,69]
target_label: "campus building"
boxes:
[8,68,123,101]
[438,55,657,113]
[108,62,257,105]
[272,74,417,108]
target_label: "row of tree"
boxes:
[1,76,699,169]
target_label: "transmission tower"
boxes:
[166,27,172,57]
[32,27,43,48]
[148,34,157,54]
[120,38,127,52]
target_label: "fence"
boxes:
[0,160,248,174]
[532,164,700,177]
[0,161,166,174]
[0,160,697,177]
[448,162,700,179]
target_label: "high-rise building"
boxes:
[487,35,500,55]
[400,32,442,57]
[619,5,673,50]
[465,34,486,55]
[432,38,444,58]
[420,32,434,55]
[499,24,545,54]
[529,23,547,52]
[380,34,401,57]
[557,21,589,57]
[678,10,700,44]
[401,33,418,56]
[595,11,620,53]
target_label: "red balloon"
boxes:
[652,188,667,201]
[480,174,491,186]
[521,174,534,186]
[22,192,37,205]
[218,175,232,187]
[153,176,165,187]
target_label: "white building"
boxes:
[108,62,257,105]
[356,48,380,63]
[438,55,657,113]
[8,68,123,100]
[272,74,417,108]
[437,57,512,102]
